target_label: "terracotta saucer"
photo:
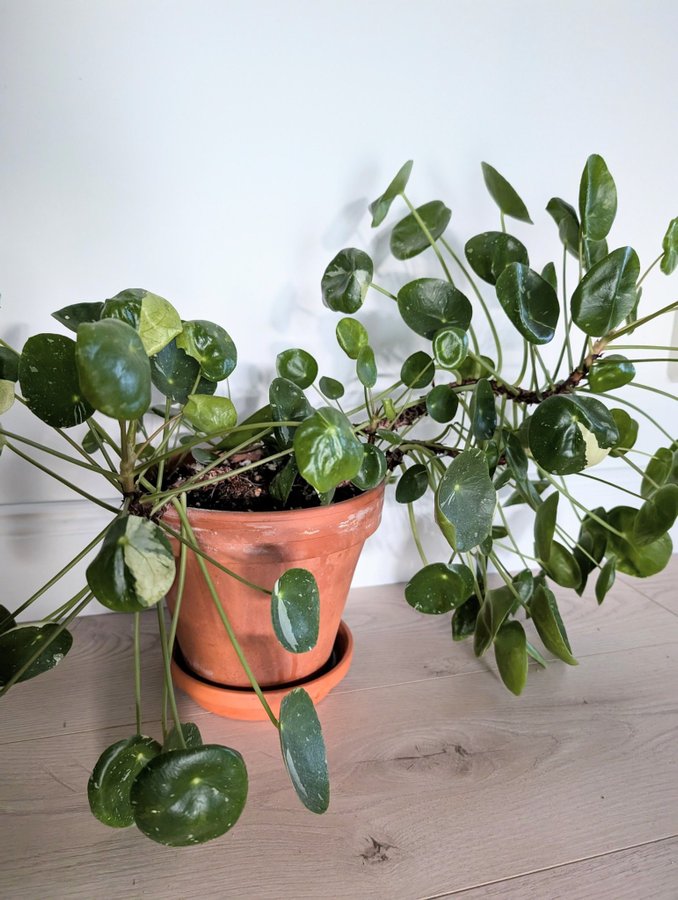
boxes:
[171,621,354,721]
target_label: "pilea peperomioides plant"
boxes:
[1,154,677,845]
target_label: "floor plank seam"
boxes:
[417,832,678,899]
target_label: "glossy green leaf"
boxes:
[151,338,205,404]
[534,491,559,563]
[395,463,429,503]
[19,334,94,428]
[269,377,313,448]
[0,623,73,686]
[573,509,609,596]
[279,688,329,814]
[276,349,318,389]
[633,484,678,546]
[473,585,515,657]
[528,395,618,474]
[390,200,452,260]
[86,515,175,613]
[405,562,474,615]
[512,569,535,605]
[52,301,104,332]
[570,247,640,336]
[270,457,299,504]
[293,407,363,493]
[397,278,472,339]
[88,735,161,828]
[544,541,582,589]
[0,381,14,414]
[588,355,635,392]
[641,446,678,499]
[436,448,497,552]
[609,408,638,457]
[0,346,21,382]
[356,345,377,388]
[163,723,203,751]
[495,263,559,344]
[131,746,248,845]
[101,289,143,328]
[176,320,237,382]
[271,568,320,653]
[76,319,151,420]
[464,232,529,285]
[321,248,373,313]
[470,378,496,441]
[183,394,237,434]
[529,582,577,665]
[660,217,678,275]
[138,293,182,356]
[605,506,672,577]
[546,197,580,258]
[579,154,617,242]
[400,351,434,388]
[481,162,532,223]
[494,621,528,695]
[426,385,459,423]
[433,326,469,370]
[596,557,616,605]
[526,641,548,668]
[0,605,17,635]
[335,317,369,360]
[541,261,557,292]
[369,160,413,227]
[583,236,609,271]
[318,376,345,400]
[452,594,480,641]
[503,431,542,509]
[352,444,386,491]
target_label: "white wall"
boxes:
[1,0,677,618]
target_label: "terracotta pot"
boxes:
[163,484,384,689]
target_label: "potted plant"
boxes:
[1,154,677,847]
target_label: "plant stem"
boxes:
[575,470,643,500]
[407,501,428,565]
[370,282,398,301]
[590,391,674,441]
[156,603,185,747]
[133,613,142,734]
[538,469,625,538]
[0,427,119,481]
[637,252,663,288]
[402,192,454,282]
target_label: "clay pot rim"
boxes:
[162,480,385,526]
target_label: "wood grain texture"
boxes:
[1,561,677,898]
[620,565,678,617]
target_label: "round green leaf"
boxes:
[473,586,515,657]
[369,160,413,227]
[633,484,678,547]
[583,236,609,270]
[606,506,672,578]
[318,376,345,400]
[481,162,532,223]
[321,248,373,313]
[609,408,638,457]
[390,200,452,260]
[660,217,678,275]
[293,407,363,493]
[529,395,619,474]
[176,320,237,382]
[335,317,369,360]
[138,292,183,357]
[426,385,458,423]
[433,326,469,369]
[546,198,580,258]
[395,463,429,503]
[0,623,73,686]
[131,746,248,846]
[495,263,559,344]
[470,378,496,441]
[19,334,94,428]
[534,491,559,563]
[86,515,175,613]
[570,247,640,336]
[151,338,208,404]
[88,735,161,828]
[356,345,377,388]
[529,582,577,665]
[541,261,558,292]
[271,568,320,654]
[183,394,237,434]
[494,621,528,695]
[279,688,329,814]
[52,301,104,332]
[397,279,472,339]
[269,377,313,448]
[76,319,151,420]
[101,289,143,329]
[588,355,636,392]
[641,446,678,499]
[163,723,203,752]
[405,562,474,614]
[400,351,434,388]
[276,348,319,389]
[579,154,617,242]
[452,594,480,641]
[544,540,582,589]
[436,448,497,552]
[0,346,21,382]
[464,232,529,285]
[352,444,386,491]
[596,557,616,605]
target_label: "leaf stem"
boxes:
[133,613,142,734]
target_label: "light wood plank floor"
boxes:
[1,561,677,899]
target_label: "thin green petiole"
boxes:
[133,613,142,734]
[156,604,185,748]
[370,282,398,301]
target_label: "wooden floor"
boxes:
[1,561,677,899]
